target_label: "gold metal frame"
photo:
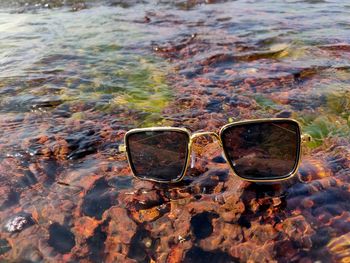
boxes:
[123,118,311,183]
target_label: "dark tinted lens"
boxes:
[126,130,189,182]
[221,120,300,180]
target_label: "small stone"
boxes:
[4,213,34,233]
[131,206,161,223]
[143,237,152,248]
[272,197,282,207]
[48,223,76,254]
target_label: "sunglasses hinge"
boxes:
[118,144,126,152]
[301,133,312,143]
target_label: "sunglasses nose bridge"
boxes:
[189,131,222,169]
[190,131,220,142]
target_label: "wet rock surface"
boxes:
[191,212,219,240]
[82,177,118,219]
[184,246,239,263]
[0,0,350,262]
[48,223,76,254]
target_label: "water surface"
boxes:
[0,0,350,262]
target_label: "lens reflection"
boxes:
[126,130,189,182]
[221,120,300,180]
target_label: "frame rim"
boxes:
[218,118,302,182]
[124,127,192,183]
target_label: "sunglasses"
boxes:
[121,118,311,183]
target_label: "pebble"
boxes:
[5,214,34,233]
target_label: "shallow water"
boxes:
[0,0,350,262]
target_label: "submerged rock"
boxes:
[48,223,76,254]
[4,213,34,233]
[81,177,118,219]
[0,239,12,256]
[191,212,219,240]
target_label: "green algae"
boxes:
[326,90,350,119]
[300,115,350,148]
[109,58,171,111]
[97,57,172,123]
[0,54,172,127]
[253,90,350,149]
[70,111,88,120]
[293,73,350,148]
[58,56,172,125]
[254,95,280,111]
[0,7,174,126]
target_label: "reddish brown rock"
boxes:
[104,207,137,261]
[130,206,162,223]
[279,215,315,249]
